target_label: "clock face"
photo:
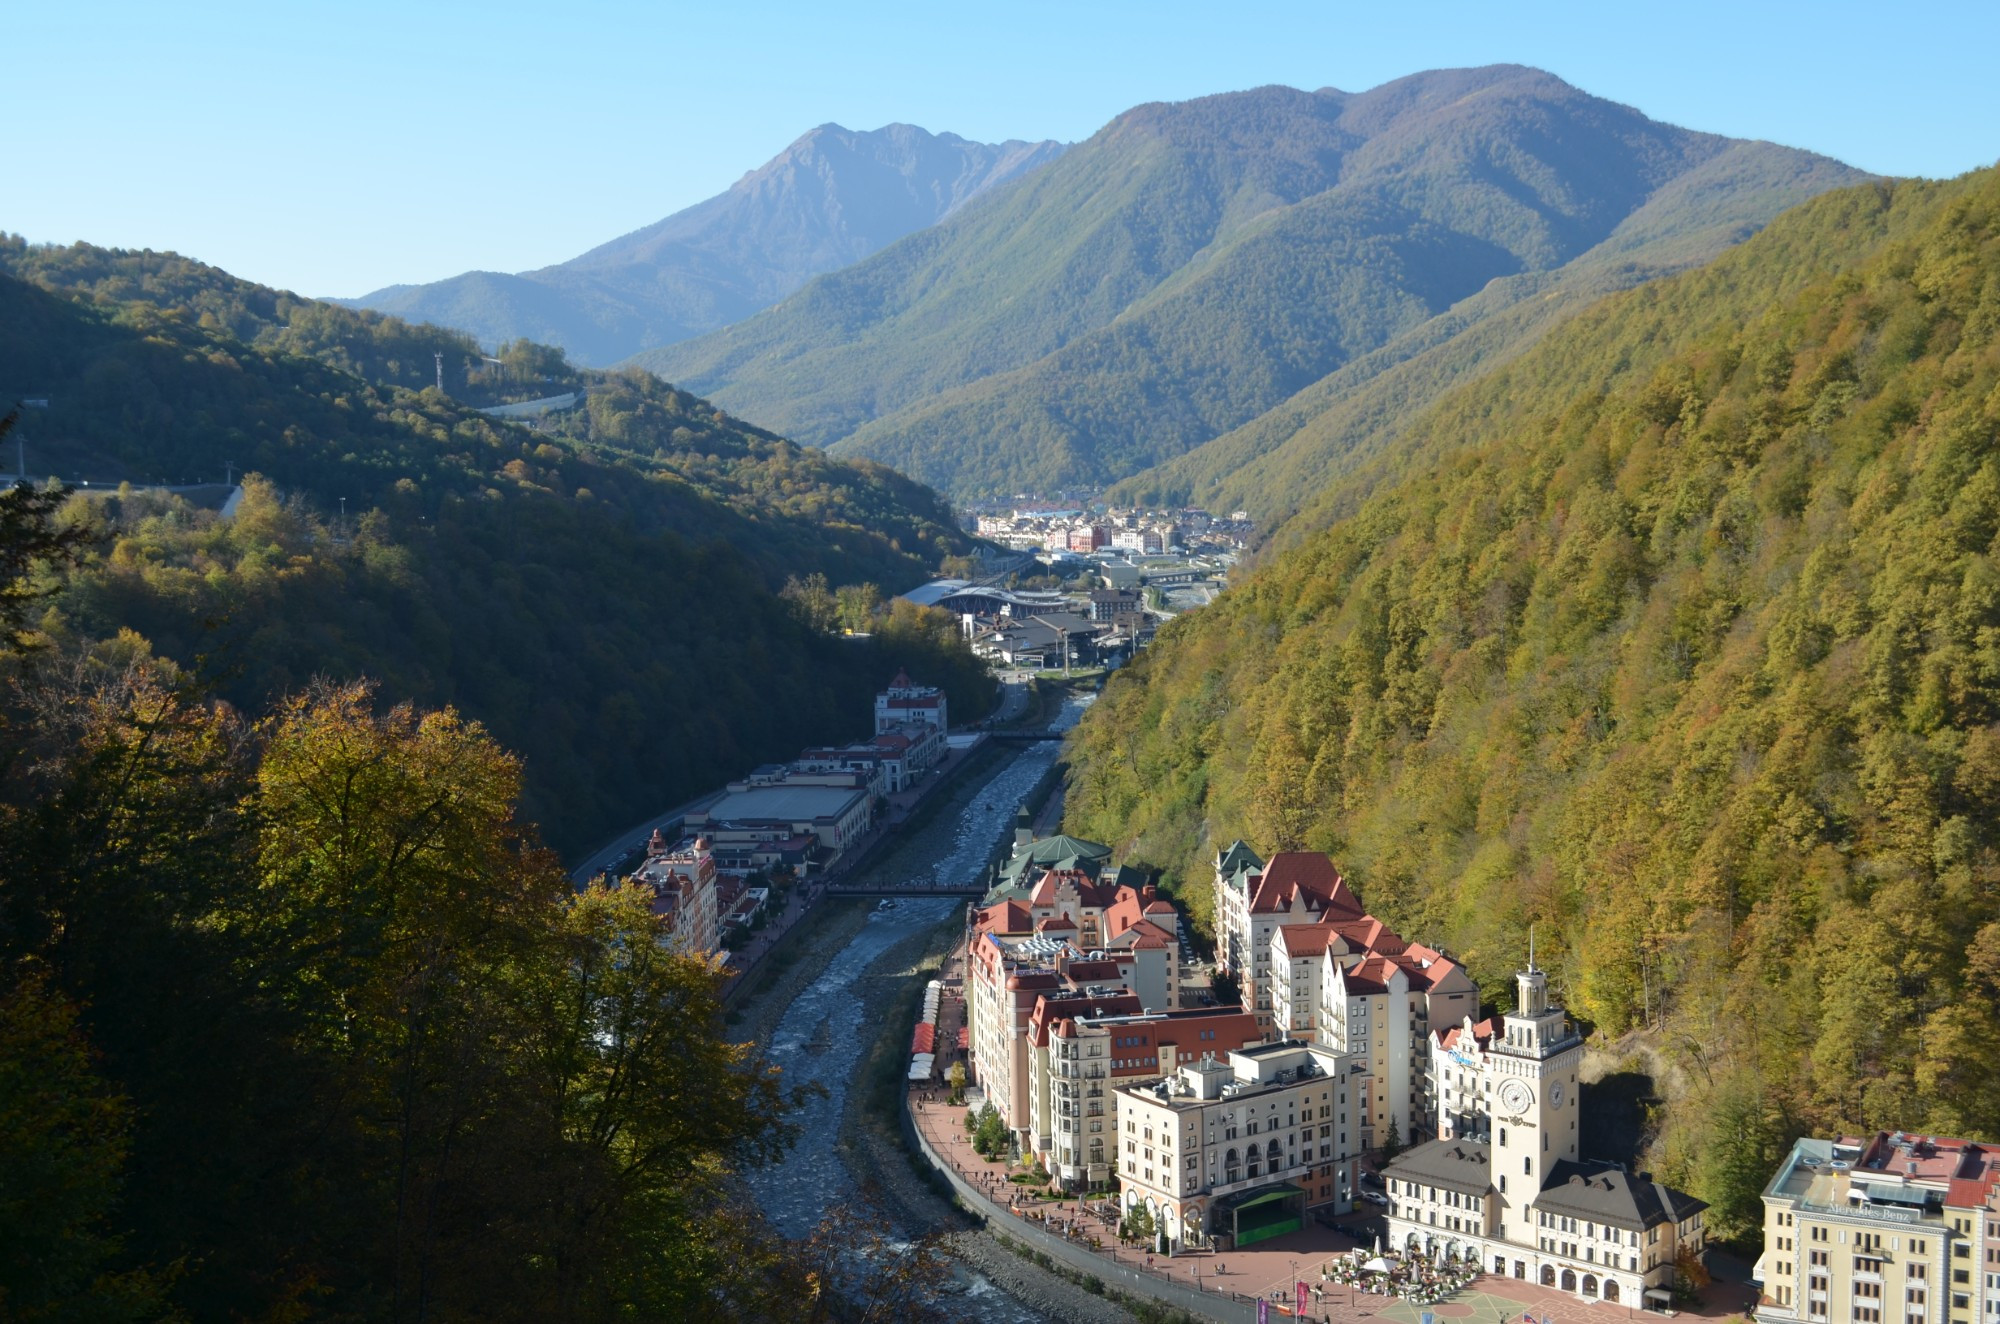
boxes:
[1549,1081,1566,1109]
[1499,1080,1534,1115]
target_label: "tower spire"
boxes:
[1528,924,1536,973]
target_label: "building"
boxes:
[967,836,1201,1156]
[1214,846,1363,1026]
[630,831,721,957]
[971,613,1108,670]
[1113,1041,1370,1251]
[684,780,872,873]
[1382,958,1706,1311]
[875,669,948,735]
[1755,1132,2000,1324]
[1027,998,1265,1192]
[1432,1015,1504,1141]
[1088,588,1147,631]
[1110,527,1165,555]
[1218,842,1478,1147]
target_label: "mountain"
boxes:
[1108,139,1869,531]
[0,237,994,852]
[343,124,1067,365]
[1061,166,2000,1241]
[636,66,1868,498]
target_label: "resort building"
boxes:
[1382,957,1706,1311]
[684,781,872,872]
[630,832,721,958]
[1112,1041,1370,1251]
[1219,840,1478,1149]
[966,866,1194,1148]
[875,669,948,735]
[1026,999,1264,1192]
[1754,1132,2000,1324]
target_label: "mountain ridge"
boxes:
[1062,163,2000,1242]
[0,236,993,853]
[341,122,1067,365]
[635,65,1868,498]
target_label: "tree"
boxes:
[1382,1119,1404,1161]
[973,1102,1009,1159]
[945,1060,967,1102]
[835,581,884,634]
[1120,1202,1156,1245]
[0,970,164,1322]
[0,410,90,653]
[781,572,838,633]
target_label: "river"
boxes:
[748,695,1089,1321]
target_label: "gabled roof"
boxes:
[1534,1161,1709,1231]
[1247,852,1362,918]
[1337,954,1403,996]
[1216,839,1263,877]
[1437,1016,1500,1052]
[1275,922,1338,959]
[1383,1138,1493,1197]
[977,899,1033,934]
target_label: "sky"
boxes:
[15,0,2000,298]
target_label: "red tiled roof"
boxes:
[1340,954,1399,995]
[912,1022,936,1053]
[1276,922,1338,959]
[1248,852,1362,918]
[978,899,1033,934]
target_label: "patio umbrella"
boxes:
[1363,1258,1393,1274]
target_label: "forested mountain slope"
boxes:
[0,239,993,852]
[641,66,1864,497]
[345,124,1066,365]
[1064,168,2000,1236]
[1109,140,1864,531]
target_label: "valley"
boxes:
[7,32,2000,1324]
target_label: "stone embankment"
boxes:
[837,919,1139,1324]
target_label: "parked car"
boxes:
[1360,1191,1389,1207]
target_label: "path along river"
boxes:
[747,696,1090,1321]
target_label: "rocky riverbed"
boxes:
[722,696,1148,1322]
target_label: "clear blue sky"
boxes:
[16,0,1999,297]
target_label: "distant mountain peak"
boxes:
[341,122,1068,365]
[636,66,1867,499]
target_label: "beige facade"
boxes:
[1027,1002,1264,1191]
[1383,961,1704,1310]
[1756,1133,2000,1324]
[1113,1042,1369,1251]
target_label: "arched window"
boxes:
[1583,1275,1599,1298]
[1266,1138,1282,1161]
[1561,1269,1577,1293]
[1604,1281,1621,1304]
[1541,1266,1556,1287]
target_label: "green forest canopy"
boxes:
[0,238,994,853]
[1063,167,2000,1241]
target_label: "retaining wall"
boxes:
[901,1103,1260,1324]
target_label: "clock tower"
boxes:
[1488,945,1582,1245]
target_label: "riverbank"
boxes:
[837,911,1141,1324]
